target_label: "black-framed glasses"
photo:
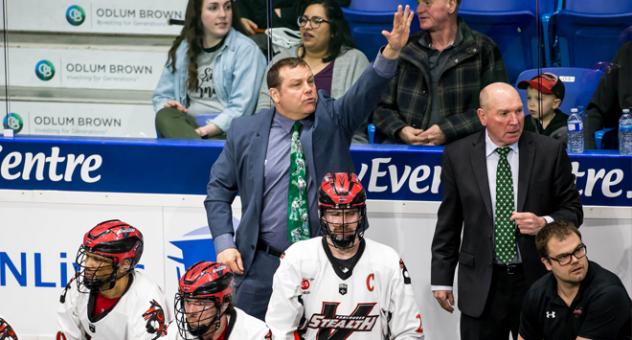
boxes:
[297,16,330,28]
[548,243,587,265]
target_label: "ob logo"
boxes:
[66,5,86,26]
[3,112,24,134]
[35,60,55,81]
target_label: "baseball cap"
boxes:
[518,72,565,100]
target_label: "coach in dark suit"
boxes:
[204,6,414,320]
[431,82,583,340]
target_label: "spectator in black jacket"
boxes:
[584,41,632,149]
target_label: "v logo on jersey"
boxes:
[307,302,378,339]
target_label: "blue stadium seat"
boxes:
[458,0,556,83]
[551,0,632,68]
[342,0,419,60]
[514,67,604,115]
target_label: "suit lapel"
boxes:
[517,134,535,212]
[250,110,274,215]
[470,132,493,220]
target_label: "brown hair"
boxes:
[166,0,246,91]
[299,0,355,63]
[535,220,582,258]
[266,57,310,89]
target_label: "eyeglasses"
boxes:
[548,243,587,266]
[297,16,330,28]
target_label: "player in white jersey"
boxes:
[266,172,425,340]
[167,261,271,340]
[57,219,171,340]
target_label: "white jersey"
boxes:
[266,237,424,340]
[57,270,172,340]
[166,307,271,340]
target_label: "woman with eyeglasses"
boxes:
[255,0,370,143]
[153,0,266,139]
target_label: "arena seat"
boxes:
[550,0,632,68]
[458,0,556,83]
[342,0,419,60]
[514,67,604,115]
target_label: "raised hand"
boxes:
[382,5,415,59]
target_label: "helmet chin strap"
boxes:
[329,232,357,249]
[187,301,229,339]
[321,211,367,250]
[82,264,118,291]
[85,264,132,293]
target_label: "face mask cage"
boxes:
[319,207,367,249]
[175,293,229,339]
[74,245,129,293]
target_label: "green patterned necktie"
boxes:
[288,122,310,243]
[495,147,517,264]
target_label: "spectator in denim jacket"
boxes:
[153,0,266,139]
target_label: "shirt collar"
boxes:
[419,22,463,50]
[273,111,296,133]
[273,110,314,133]
[546,260,596,305]
[485,130,519,158]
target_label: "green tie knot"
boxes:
[292,121,302,133]
[496,146,510,158]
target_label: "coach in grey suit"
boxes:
[431,82,583,340]
[204,6,415,320]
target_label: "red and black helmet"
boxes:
[318,172,368,248]
[318,172,366,210]
[74,219,144,292]
[175,261,234,339]
[0,317,17,340]
[178,261,233,301]
[82,219,144,267]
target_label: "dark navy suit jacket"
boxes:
[205,57,396,282]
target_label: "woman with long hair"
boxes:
[153,0,266,139]
[255,0,370,142]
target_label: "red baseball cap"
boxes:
[518,72,565,100]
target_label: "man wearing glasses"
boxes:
[519,221,631,340]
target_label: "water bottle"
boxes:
[576,105,585,121]
[619,108,632,155]
[567,108,584,154]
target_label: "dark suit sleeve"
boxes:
[431,147,464,286]
[333,53,397,138]
[549,141,583,226]
[204,131,239,250]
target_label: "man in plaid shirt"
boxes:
[374,0,507,145]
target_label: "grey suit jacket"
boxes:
[204,58,395,281]
[431,130,583,317]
